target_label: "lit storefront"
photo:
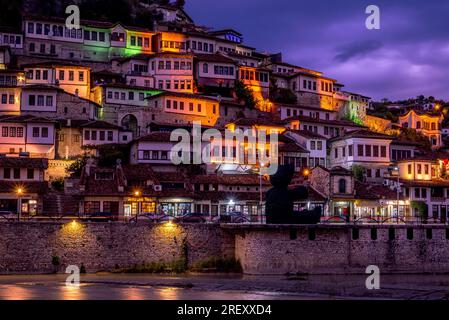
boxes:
[123,197,157,217]
[158,198,192,217]
[354,200,411,221]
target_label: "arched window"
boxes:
[203,63,208,74]
[121,114,138,138]
[338,178,347,194]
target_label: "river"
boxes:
[0,273,448,300]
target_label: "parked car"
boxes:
[175,213,208,223]
[136,213,171,223]
[214,212,251,223]
[0,211,17,221]
[80,212,118,222]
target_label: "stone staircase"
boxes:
[43,193,80,216]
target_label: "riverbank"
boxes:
[0,273,449,300]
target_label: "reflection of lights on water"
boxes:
[61,284,85,300]
[156,287,180,300]
[0,285,33,300]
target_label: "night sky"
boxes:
[186,0,449,101]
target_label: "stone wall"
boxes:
[1,223,449,275]
[0,222,234,274]
[232,225,449,275]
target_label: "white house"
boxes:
[285,130,328,168]
[329,129,394,183]
[22,62,91,99]
[398,109,444,149]
[0,115,56,158]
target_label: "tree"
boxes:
[269,87,297,104]
[234,80,256,108]
[351,165,366,182]
[397,128,432,151]
[66,157,87,177]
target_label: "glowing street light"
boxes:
[16,188,24,221]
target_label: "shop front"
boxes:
[158,198,193,217]
[0,195,39,215]
[331,200,353,222]
[123,197,157,218]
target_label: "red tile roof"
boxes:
[0,157,48,169]
[283,115,366,128]
[329,129,395,142]
[0,181,48,194]
[194,53,237,64]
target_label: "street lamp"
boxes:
[259,162,265,223]
[134,190,141,221]
[394,167,400,224]
[17,188,23,221]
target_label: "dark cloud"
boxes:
[334,41,383,62]
[185,0,449,100]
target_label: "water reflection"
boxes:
[60,283,87,300]
[155,287,181,300]
[0,285,33,300]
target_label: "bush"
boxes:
[51,178,64,192]
[51,255,60,267]
[194,257,242,273]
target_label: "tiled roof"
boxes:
[330,166,353,175]
[232,117,284,127]
[122,164,158,181]
[149,91,219,102]
[135,132,173,143]
[21,84,64,91]
[0,115,55,124]
[288,129,326,140]
[0,181,48,194]
[279,142,309,153]
[0,157,48,169]
[385,177,449,188]
[194,53,237,64]
[391,139,421,146]
[283,115,366,128]
[21,61,90,69]
[193,191,264,202]
[355,182,404,200]
[191,174,270,186]
[80,120,123,130]
[329,129,395,142]
[278,103,337,113]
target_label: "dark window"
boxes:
[407,228,414,240]
[338,179,347,194]
[371,228,377,240]
[352,228,359,240]
[27,169,34,180]
[358,144,364,156]
[13,168,20,179]
[381,146,387,157]
[3,168,10,179]
[388,228,395,240]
